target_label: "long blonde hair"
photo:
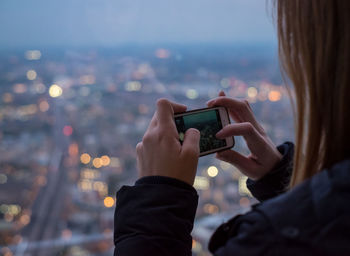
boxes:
[275,0,350,186]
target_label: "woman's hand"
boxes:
[207,92,282,180]
[136,98,200,185]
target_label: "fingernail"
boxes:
[206,100,215,106]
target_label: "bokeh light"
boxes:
[155,48,170,59]
[26,70,37,80]
[125,81,142,92]
[103,197,115,208]
[80,153,91,164]
[25,50,41,60]
[186,89,198,99]
[38,100,50,112]
[93,158,103,168]
[63,125,73,136]
[13,83,27,94]
[247,87,258,98]
[268,90,281,102]
[207,166,218,177]
[49,84,63,98]
[101,155,111,166]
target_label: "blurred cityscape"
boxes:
[0,45,294,256]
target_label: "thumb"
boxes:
[181,128,200,158]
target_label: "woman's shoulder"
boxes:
[259,158,350,220]
[255,158,350,253]
[209,159,350,255]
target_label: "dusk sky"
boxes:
[0,0,276,48]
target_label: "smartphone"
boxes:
[174,107,234,157]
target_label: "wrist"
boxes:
[136,175,197,193]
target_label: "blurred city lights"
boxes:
[36,176,47,186]
[2,93,13,103]
[1,247,12,256]
[79,86,90,97]
[79,75,96,85]
[26,70,37,80]
[186,89,198,99]
[207,166,219,177]
[103,197,115,208]
[239,197,251,207]
[79,179,92,191]
[238,176,252,196]
[13,83,27,94]
[220,78,230,88]
[101,155,111,166]
[258,91,268,101]
[4,213,14,222]
[179,132,185,142]
[0,174,7,184]
[268,90,282,102]
[193,176,209,190]
[247,87,258,98]
[110,157,121,168]
[68,143,79,156]
[32,83,46,94]
[81,169,100,179]
[0,38,293,256]
[49,84,63,98]
[192,239,203,253]
[0,204,21,215]
[39,100,50,112]
[19,214,30,226]
[203,203,219,214]
[18,104,37,115]
[80,153,91,164]
[63,125,73,136]
[25,50,41,60]
[61,229,72,239]
[219,161,231,171]
[92,158,103,168]
[125,81,142,91]
[138,104,149,114]
[155,48,170,59]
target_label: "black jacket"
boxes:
[114,142,350,255]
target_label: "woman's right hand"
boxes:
[207,91,282,181]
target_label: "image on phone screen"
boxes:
[175,109,226,153]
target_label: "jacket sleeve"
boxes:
[208,209,278,255]
[114,176,198,256]
[246,142,294,202]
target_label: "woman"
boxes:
[113,1,350,255]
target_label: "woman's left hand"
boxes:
[136,98,200,185]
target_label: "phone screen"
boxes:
[175,109,226,153]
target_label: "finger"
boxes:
[136,142,144,176]
[207,97,264,134]
[171,101,187,114]
[158,98,187,114]
[216,123,257,138]
[136,142,143,155]
[181,128,200,158]
[207,96,246,110]
[206,91,225,107]
[218,91,226,97]
[156,98,186,124]
[216,123,267,155]
[216,150,255,172]
[208,92,244,123]
[148,112,158,129]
